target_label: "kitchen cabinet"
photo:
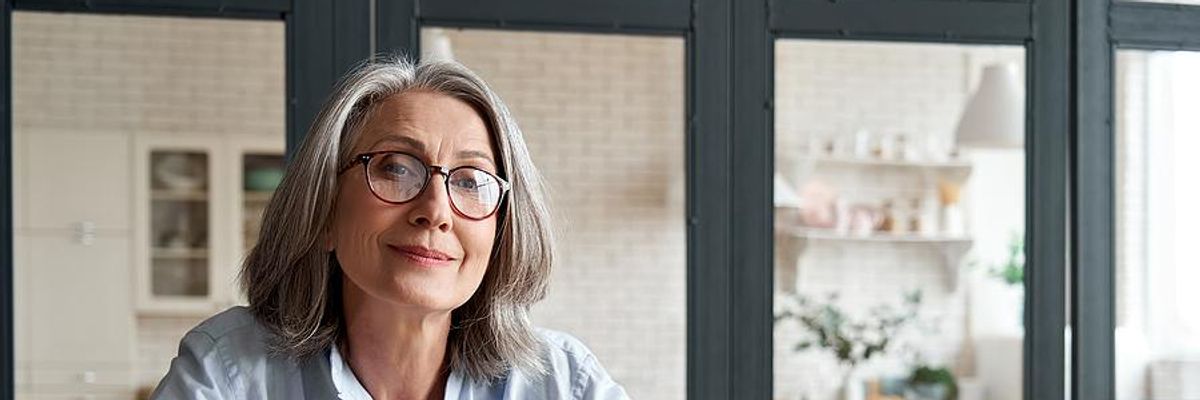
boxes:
[25,132,132,232]
[14,130,136,399]
[133,134,284,316]
[23,233,136,397]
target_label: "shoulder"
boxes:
[535,328,597,366]
[181,306,274,366]
[151,306,292,398]
[516,328,629,399]
[188,305,267,344]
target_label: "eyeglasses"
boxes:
[337,150,510,220]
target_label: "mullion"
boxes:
[770,0,1031,43]
[1073,0,1117,398]
[12,0,288,19]
[1112,2,1200,50]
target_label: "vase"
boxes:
[837,367,863,400]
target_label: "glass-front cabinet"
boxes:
[135,135,284,316]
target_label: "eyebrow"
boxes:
[369,134,498,169]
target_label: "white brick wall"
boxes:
[13,12,284,137]
[441,29,688,400]
[773,39,1025,400]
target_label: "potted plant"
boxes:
[775,290,923,400]
[906,365,957,400]
[988,233,1024,287]
[987,232,1025,328]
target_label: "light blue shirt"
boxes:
[151,307,630,399]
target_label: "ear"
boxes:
[320,225,335,252]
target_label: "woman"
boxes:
[151,57,629,399]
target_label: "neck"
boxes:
[341,280,452,400]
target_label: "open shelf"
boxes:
[797,154,972,170]
[774,218,973,291]
[780,226,971,244]
[151,247,210,259]
[150,190,208,201]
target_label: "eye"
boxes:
[450,175,481,190]
[383,162,411,177]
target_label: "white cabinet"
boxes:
[14,130,136,399]
[24,132,132,231]
[24,234,135,390]
[133,134,284,316]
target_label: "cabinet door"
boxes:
[134,137,222,315]
[25,132,131,231]
[26,232,134,387]
[227,138,285,308]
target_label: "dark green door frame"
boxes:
[1074,1,1200,400]
[767,1,1072,399]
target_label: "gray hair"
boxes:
[239,56,554,382]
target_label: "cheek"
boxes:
[456,221,497,285]
[330,184,391,266]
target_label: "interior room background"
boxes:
[5,1,1200,400]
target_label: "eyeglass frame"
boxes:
[336,150,511,220]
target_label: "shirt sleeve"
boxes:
[574,353,630,400]
[150,331,232,399]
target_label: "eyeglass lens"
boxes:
[365,152,503,218]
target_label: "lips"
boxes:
[389,244,456,267]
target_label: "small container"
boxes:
[889,199,907,234]
[908,198,923,233]
[894,134,908,161]
[853,129,871,158]
[878,199,897,234]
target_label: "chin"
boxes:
[383,279,468,313]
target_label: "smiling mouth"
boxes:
[388,245,456,267]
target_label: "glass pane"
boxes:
[1115,49,1200,400]
[242,152,285,253]
[429,27,687,399]
[773,40,1027,400]
[150,151,211,297]
[11,11,285,398]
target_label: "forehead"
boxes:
[353,90,494,155]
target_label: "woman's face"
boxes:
[329,90,498,314]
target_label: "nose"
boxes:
[406,168,454,232]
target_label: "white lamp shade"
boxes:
[956,63,1024,149]
[421,28,455,62]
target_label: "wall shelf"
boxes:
[774,216,973,292]
[797,154,972,170]
[789,154,974,185]
[150,248,210,259]
[780,226,971,244]
[150,190,209,202]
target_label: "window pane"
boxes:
[1115,49,1200,400]
[11,12,285,397]
[773,40,1027,400]
[429,28,687,399]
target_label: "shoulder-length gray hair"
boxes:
[240,56,554,382]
